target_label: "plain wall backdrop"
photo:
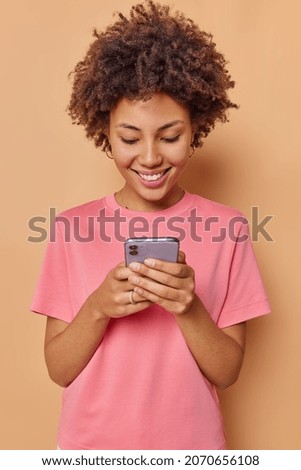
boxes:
[1,0,300,449]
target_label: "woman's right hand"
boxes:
[88,261,152,320]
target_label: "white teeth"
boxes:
[139,172,164,181]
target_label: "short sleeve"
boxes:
[30,219,74,323]
[217,221,271,328]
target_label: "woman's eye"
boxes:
[121,137,138,145]
[162,135,181,143]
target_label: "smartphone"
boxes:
[124,237,179,266]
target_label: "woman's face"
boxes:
[108,92,194,211]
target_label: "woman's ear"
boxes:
[190,121,199,146]
[191,130,196,145]
[190,121,196,141]
[102,124,111,150]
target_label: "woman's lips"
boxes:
[133,168,171,187]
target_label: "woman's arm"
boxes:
[173,296,246,389]
[128,252,246,389]
[44,298,110,388]
[44,262,151,387]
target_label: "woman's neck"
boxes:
[115,185,185,212]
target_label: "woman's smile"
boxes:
[132,167,171,186]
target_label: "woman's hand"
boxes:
[89,261,152,320]
[127,251,195,315]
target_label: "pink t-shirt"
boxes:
[30,192,271,449]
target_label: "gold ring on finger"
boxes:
[129,289,136,305]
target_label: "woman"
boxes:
[31,0,270,450]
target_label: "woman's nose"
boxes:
[137,141,163,167]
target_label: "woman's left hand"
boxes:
[127,250,195,315]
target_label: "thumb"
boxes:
[177,250,186,264]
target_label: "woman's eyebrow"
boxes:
[116,120,184,131]
[158,120,184,131]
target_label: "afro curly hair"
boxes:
[67,0,238,152]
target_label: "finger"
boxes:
[113,265,135,281]
[128,265,183,289]
[132,284,193,316]
[128,274,178,301]
[133,285,193,316]
[133,285,164,305]
[129,258,192,279]
[132,285,178,313]
[125,289,149,304]
[177,250,186,264]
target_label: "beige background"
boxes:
[1,0,300,449]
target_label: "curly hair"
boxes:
[67,0,238,151]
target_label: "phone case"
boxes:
[124,237,179,266]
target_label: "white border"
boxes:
[0,450,301,469]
